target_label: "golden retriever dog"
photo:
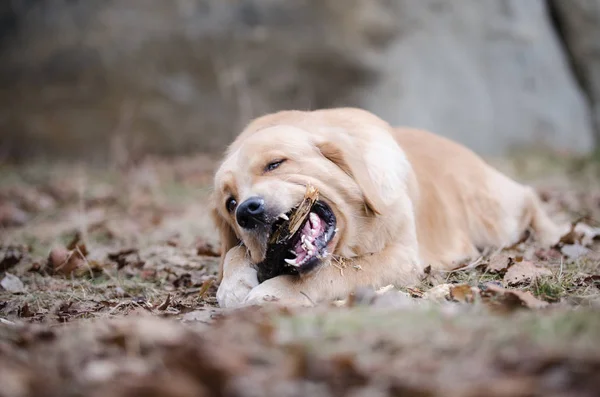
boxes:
[211,108,563,308]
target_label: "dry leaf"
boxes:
[503,261,552,286]
[422,284,451,302]
[481,283,548,310]
[48,246,84,275]
[66,233,89,256]
[574,274,600,286]
[18,302,34,317]
[196,241,219,257]
[1,273,25,293]
[555,219,584,246]
[486,252,515,274]
[107,248,144,269]
[449,284,478,303]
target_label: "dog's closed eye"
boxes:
[265,159,286,172]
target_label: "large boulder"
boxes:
[0,0,595,162]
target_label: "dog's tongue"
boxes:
[292,212,323,261]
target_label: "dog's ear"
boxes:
[316,140,386,216]
[211,205,240,283]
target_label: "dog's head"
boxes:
[212,108,412,282]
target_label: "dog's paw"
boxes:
[216,265,259,309]
[243,276,315,308]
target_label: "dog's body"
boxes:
[212,108,562,308]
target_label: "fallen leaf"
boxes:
[18,303,34,318]
[480,283,549,311]
[48,246,84,275]
[173,273,193,288]
[196,241,219,257]
[575,223,600,246]
[486,252,515,274]
[449,284,478,303]
[574,274,600,286]
[66,233,89,256]
[422,284,451,302]
[1,273,25,293]
[555,219,584,246]
[107,248,144,269]
[503,260,552,286]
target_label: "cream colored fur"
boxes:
[212,108,563,308]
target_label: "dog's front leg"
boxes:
[216,246,259,308]
[244,244,423,307]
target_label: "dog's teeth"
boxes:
[288,250,297,257]
[284,258,298,266]
[309,212,318,225]
[301,235,306,243]
[305,239,315,251]
[278,213,289,221]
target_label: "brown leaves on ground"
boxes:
[503,260,552,286]
[486,252,515,274]
[479,283,549,311]
[47,246,85,275]
[1,155,600,397]
[445,282,548,311]
[107,248,144,269]
[449,284,477,303]
[196,241,219,257]
[2,306,600,397]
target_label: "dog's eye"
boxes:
[226,197,237,213]
[265,159,286,172]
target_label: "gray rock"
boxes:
[360,0,595,155]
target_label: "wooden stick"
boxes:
[268,185,319,244]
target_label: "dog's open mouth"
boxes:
[279,200,336,268]
[256,199,337,283]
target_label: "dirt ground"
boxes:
[1,152,600,397]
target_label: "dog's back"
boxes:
[392,127,561,268]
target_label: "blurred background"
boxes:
[0,0,599,164]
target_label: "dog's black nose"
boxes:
[236,196,266,229]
